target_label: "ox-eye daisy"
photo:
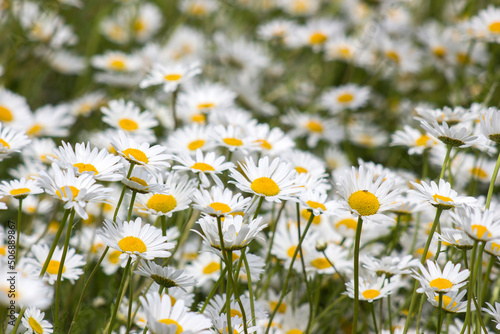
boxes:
[0,178,43,199]
[164,124,215,154]
[390,125,438,155]
[425,290,469,313]
[451,208,500,242]
[97,217,175,266]
[480,106,500,144]
[21,306,53,334]
[483,302,500,330]
[212,125,255,154]
[91,51,143,73]
[121,167,164,194]
[173,149,234,188]
[336,164,400,225]
[51,141,123,182]
[320,84,370,114]
[299,189,338,217]
[135,260,196,291]
[140,62,201,92]
[413,260,469,294]
[230,156,298,203]
[192,186,251,217]
[419,119,477,148]
[101,99,158,139]
[345,273,399,302]
[409,179,477,210]
[109,131,171,172]
[0,123,31,157]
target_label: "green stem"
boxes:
[437,294,443,334]
[15,198,22,264]
[200,267,228,313]
[415,294,426,334]
[10,307,25,334]
[107,257,132,334]
[352,216,364,334]
[481,256,495,303]
[114,163,135,222]
[485,150,500,209]
[252,196,265,220]
[242,250,256,326]
[39,209,70,278]
[440,145,453,180]
[172,88,179,130]
[127,191,137,221]
[55,209,76,321]
[226,251,233,334]
[127,257,134,333]
[388,287,393,334]
[161,215,167,236]
[465,241,478,334]
[371,302,379,334]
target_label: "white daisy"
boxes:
[0,88,32,128]
[424,289,469,313]
[135,261,196,291]
[451,208,500,242]
[211,125,256,154]
[21,306,53,334]
[0,123,31,157]
[0,178,43,199]
[319,84,370,114]
[480,106,500,144]
[24,104,75,138]
[298,189,338,217]
[345,273,399,302]
[102,99,158,140]
[91,51,143,73]
[419,119,478,148]
[192,186,250,217]
[164,124,215,154]
[413,260,469,294]
[121,166,164,194]
[409,179,477,210]
[140,61,202,93]
[69,91,106,117]
[246,123,295,156]
[390,125,438,155]
[176,82,236,119]
[483,302,500,330]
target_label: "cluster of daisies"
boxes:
[2,0,500,334]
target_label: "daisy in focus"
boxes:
[413,260,469,294]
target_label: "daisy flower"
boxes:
[51,141,123,182]
[135,173,195,217]
[257,19,296,43]
[435,228,474,250]
[409,179,477,210]
[299,189,338,217]
[24,104,75,138]
[135,261,196,291]
[0,88,32,128]
[204,293,266,324]
[91,51,143,73]
[484,240,500,256]
[184,251,222,285]
[361,254,419,278]
[29,243,85,285]
[164,124,215,154]
[139,293,212,334]
[413,260,469,294]
[319,84,370,114]
[194,215,267,251]
[121,167,164,194]
[109,131,171,172]
[483,302,500,330]
[305,243,351,275]
[419,119,477,148]
[230,156,298,203]
[180,0,218,17]
[288,18,344,52]
[96,217,175,265]
[324,36,359,62]
[451,208,500,242]
[424,289,469,313]
[21,306,53,334]
[102,99,158,140]
[0,178,43,199]
[390,125,438,155]
[277,0,321,16]
[336,164,400,225]
[480,106,500,144]
[69,91,106,117]
[212,125,256,154]
[191,186,251,217]
[246,123,295,156]
[345,273,399,302]
[36,163,112,219]
[173,149,234,188]
[0,123,31,157]
[176,82,236,118]
[469,5,500,43]
[23,138,57,164]
[140,61,202,92]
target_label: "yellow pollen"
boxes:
[432,194,453,203]
[255,139,272,150]
[203,261,220,274]
[10,188,30,196]
[118,118,139,131]
[339,47,352,58]
[348,190,380,216]
[223,137,243,146]
[471,225,492,239]
[122,148,149,164]
[27,124,43,136]
[0,139,9,149]
[295,166,308,174]
[188,139,205,151]
[191,113,206,123]
[48,221,59,234]
[46,260,66,275]
[28,317,44,334]
[56,186,80,200]
[337,93,354,103]
[362,289,381,300]
[457,53,470,65]
[109,250,121,264]
[306,200,326,211]
[197,102,215,110]
[433,46,447,58]
[311,257,332,269]
[133,19,145,32]
[415,248,434,261]
[270,301,287,313]
[416,134,433,147]
[489,22,500,33]
[118,236,147,253]
[301,209,321,225]
[287,246,301,259]
[0,106,13,122]
[129,176,148,187]
[73,163,98,174]
[230,309,242,318]
[146,194,177,213]
[310,32,327,45]
[470,167,488,179]
[386,50,400,63]
[102,203,114,212]
[189,3,207,16]
[490,242,500,253]
[286,330,303,334]
[335,218,358,231]
[191,162,215,171]
[109,58,126,71]
[306,120,323,133]
[434,295,457,309]
[209,202,231,214]
[158,319,183,334]
[429,278,453,291]
[251,177,280,197]
[164,74,182,81]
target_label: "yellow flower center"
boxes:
[306,120,323,133]
[0,106,13,122]
[0,139,10,149]
[295,166,308,174]
[362,289,381,300]
[209,202,231,214]
[348,190,380,216]
[109,250,121,264]
[415,248,434,261]
[109,58,126,71]
[118,236,147,253]
[310,32,327,45]
[287,246,301,258]
[158,319,183,334]
[301,209,321,225]
[197,102,215,110]
[202,261,220,274]
[432,194,453,203]
[335,218,358,231]
[147,194,177,214]
[490,242,500,253]
[432,46,446,58]
[469,167,488,179]
[133,19,145,32]
[191,113,206,123]
[122,148,149,164]
[73,163,98,174]
[164,74,182,81]
[311,257,331,269]
[255,139,272,150]
[270,301,287,313]
[457,53,470,65]
[129,176,148,187]
[27,123,43,136]
[286,330,303,334]
[118,118,139,131]
[434,295,457,309]
[28,317,44,334]
[230,309,242,318]
[46,260,66,275]
[306,200,326,211]
[471,224,492,239]
[385,50,400,63]
[56,186,80,200]
[429,278,453,291]
[489,22,500,33]
[0,246,6,256]
[251,177,280,197]
[337,93,354,103]
[223,137,243,146]
[10,188,31,196]
[191,162,215,171]
[339,47,352,58]
[188,139,205,151]
[415,134,432,147]
[189,3,207,16]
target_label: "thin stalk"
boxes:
[225,251,233,334]
[242,250,256,326]
[352,216,364,334]
[38,209,70,278]
[127,258,134,333]
[54,209,76,321]
[127,191,137,221]
[388,287,393,334]
[440,145,453,180]
[322,249,346,284]
[296,203,313,333]
[161,215,167,236]
[481,256,495,303]
[415,294,426,334]
[200,267,228,313]
[437,293,443,334]
[171,88,179,130]
[371,302,379,334]
[107,257,132,334]
[485,150,500,209]
[253,196,265,220]
[15,198,22,264]
[465,241,478,334]
[114,162,136,222]
[10,307,25,334]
